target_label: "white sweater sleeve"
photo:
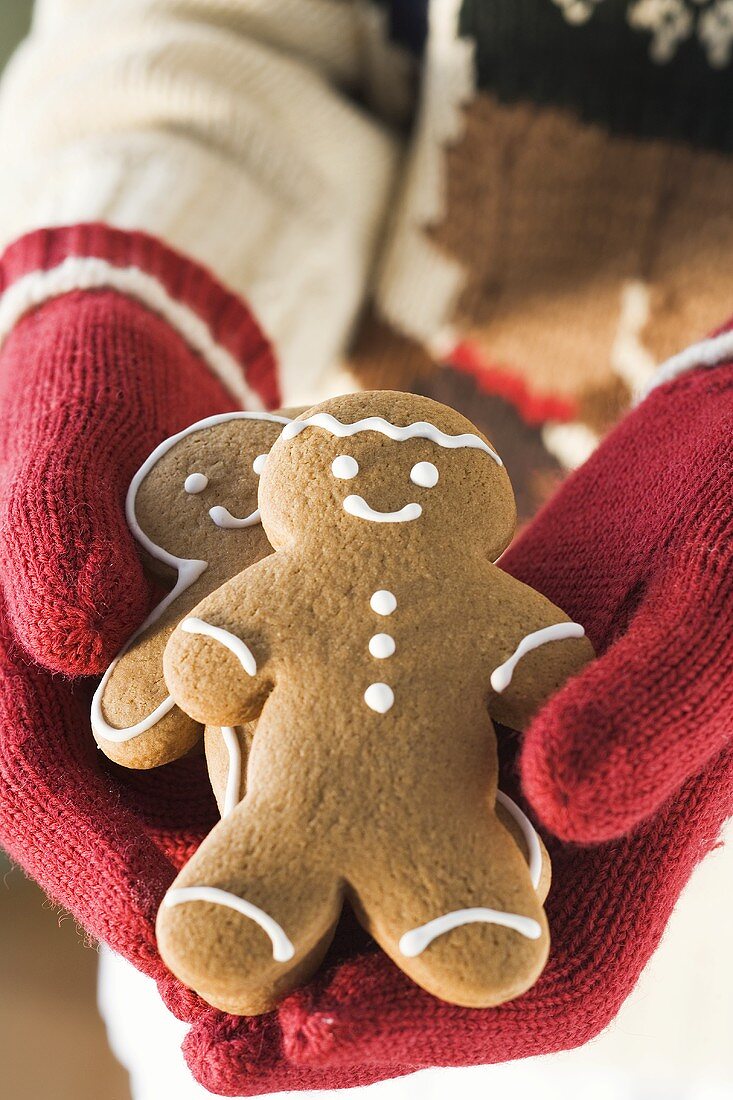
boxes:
[0,0,409,404]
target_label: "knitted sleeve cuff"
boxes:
[642,316,733,401]
[0,223,280,410]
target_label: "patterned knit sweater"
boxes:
[0,0,730,516]
[1,2,733,1096]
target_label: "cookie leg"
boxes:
[157,801,342,1015]
[350,814,549,1008]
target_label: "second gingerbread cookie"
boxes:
[160,391,594,1014]
[91,410,290,770]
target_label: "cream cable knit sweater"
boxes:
[0,0,413,404]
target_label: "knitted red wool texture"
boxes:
[0,224,277,676]
[504,354,733,842]
[1,225,732,1095]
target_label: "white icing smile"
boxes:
[343,495,422,524]
[208,504,261,529]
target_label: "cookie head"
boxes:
[130,412,290,571]
[259,392,516,560]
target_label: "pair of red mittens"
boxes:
[1,224,731,1095]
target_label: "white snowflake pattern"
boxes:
[551,0,606,25]
[551,0,733,67]
[627,0,694,62]
[698,0,733,66]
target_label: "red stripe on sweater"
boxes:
[448,339,578,425]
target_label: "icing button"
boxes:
[369,633,395,659]
[364,683,394,713]
[370,590,397,616]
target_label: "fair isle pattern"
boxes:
[0,257,266,410]
[552,0,733,67]
[552,0,605,25]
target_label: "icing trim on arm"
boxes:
[490,622,586,694]
[181,617,257,677]
[91,411,289,744]
[163,887,295,962]
[91,556,208,742]
[282,414,503,466]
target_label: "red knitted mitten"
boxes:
[501,352,733,843]
[0,225,277,676]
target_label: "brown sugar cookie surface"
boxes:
[90,411,291,769]
[160,391,594,1014]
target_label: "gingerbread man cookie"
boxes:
[91,411,291,777]
[160,392,594,1014]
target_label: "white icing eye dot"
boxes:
[332,454,359,480]
[364,683,394,713]
[253,453,268,475]
[370,590,397,616]
[184,472,208,494]
[410,461,439,488]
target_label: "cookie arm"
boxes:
[486,569,595,732]
[164,571,275,727]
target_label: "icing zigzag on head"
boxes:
[282,413,503,466]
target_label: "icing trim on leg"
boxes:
[496,789,543,891]
[399,908,542,957]
[163,886,295,962]
[221,726,242,818]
